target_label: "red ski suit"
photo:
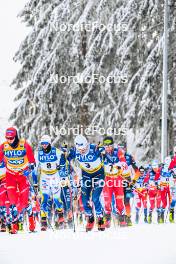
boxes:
[0,139,35,213]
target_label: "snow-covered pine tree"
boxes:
[10,0,176,162]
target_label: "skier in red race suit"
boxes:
[0,127,36,234]
[102,136,127,227]
[145,161,161,224]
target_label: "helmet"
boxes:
[74,135,88,149]
[164,156,171,166]
[5,127,17,139]
[40,135,51,145]
[139,166,145,173]
[103,136,114,146]
[151,160,159,169]
[74,135,88,154]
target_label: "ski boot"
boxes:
[28,214,36,232]
[148,211,152,224]
[135,212,139,224]
[169,208,174,223]
[157,211,162,224]
[97,216,106,231]
[9,221,18,234]
[41,217,47,231]
[119,215,127,227]
[144,209,148,223]
[0,219,6,232]
[126,216,132,226]
[67,211,73,229]
[160,211,165,223]
[144,215,148,223]
[105,213,111,228]
[18,221,24,231]
[86,215,95,232]
[79,213,83,225]
[57,211,65,229]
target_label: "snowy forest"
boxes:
[10,0,176,162]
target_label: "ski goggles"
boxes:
[6,136,15,140]
[41,141,50,145]
[103,139,113,146]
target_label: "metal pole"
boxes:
[161,0,168,162]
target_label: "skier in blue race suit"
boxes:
[67,134,105,231]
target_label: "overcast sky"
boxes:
[0,0,29,141]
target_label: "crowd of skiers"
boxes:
[0,127,176,234]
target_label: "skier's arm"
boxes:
[24,141,35,164]
[130,156,140,182]
[0,161,6,180]
[169,156,176,170]
[67,147,76,162]
[0,144,4,163]
[56,148,63,168]
[118,148,126,163]
[32,153,40,186]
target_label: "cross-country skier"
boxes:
[159,157,172,223]
[0,127,36,234]
[67,134,106,231]
[134,166,148,224]
[32,135,63,231]
[118,143,140,226]
[102,136,127,227]
[145,161,161,224]
[58,146,75,229]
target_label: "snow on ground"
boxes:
[0,223,176,264]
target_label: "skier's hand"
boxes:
[56,164,60,170]
[23,169,30,177]
[156,183,160,190]
[130,180,136,191]
[29,163,35,171]
[33,184,39,195]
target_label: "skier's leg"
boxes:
[135,192,141,224]
[114,176,126,226]
[50,175,64,228]
[92,171,106,231]
[81,176,93,216]
[17,174,30,213]
[157,188,163,223]
[40,176,50,231]
[124,177,133,226]
[92,173,105,217]
[6,171,19,233]
[103,176,113,225]
[6,171,18,207]
[142,190,148,223]
[81,176,94,231]
[160,186,167,208]
[148,189,155,223]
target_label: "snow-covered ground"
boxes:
[0,222,175,264]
